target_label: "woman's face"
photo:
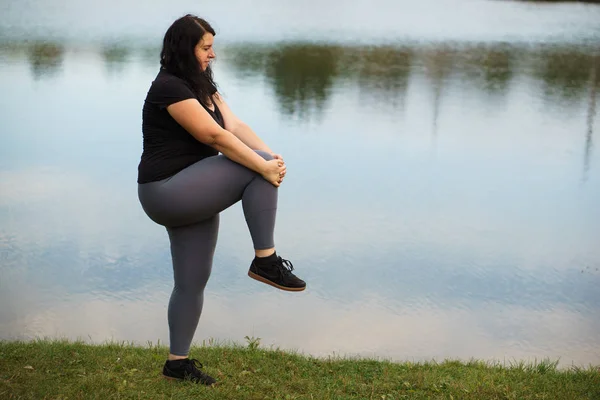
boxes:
[195,33,215,71]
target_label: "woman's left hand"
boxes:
[271,153,286,182]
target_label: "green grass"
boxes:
[1,339,598,399]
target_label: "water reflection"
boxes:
[101,44,130,75]
[584,57,598,182]
[225,42,600,117]
[224,41,600,176]
[460,45,514,95]
[422,47,453,141]
[27,42,64,80]
[7,39,599,112]
[533,47,600,103]
[226,45,345,120]
[354,47,413,110]
[268,45,342,120]
[138,46,160,66]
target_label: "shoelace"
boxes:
[184,359,205,375]
[276,257,295,275]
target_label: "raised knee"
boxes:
[255,150,274,161]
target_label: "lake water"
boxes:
[1,0,599,369]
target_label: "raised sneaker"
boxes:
[248,253,306,292]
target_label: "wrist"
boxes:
[257,158,269,174]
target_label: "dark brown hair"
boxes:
[160,14,218,105]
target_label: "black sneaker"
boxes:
[162,358,216,385]
[248,254,306,292]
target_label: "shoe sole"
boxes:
[248,271,306,292]
[163,374,216,386]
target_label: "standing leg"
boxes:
[166,215,219,357]
[157,215,220,385]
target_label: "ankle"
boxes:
[168,354,188,361]
[255,248,276,258]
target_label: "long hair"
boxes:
[160,14,218,106]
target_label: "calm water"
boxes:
[1,0,600,368]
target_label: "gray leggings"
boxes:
[138,151,277,356]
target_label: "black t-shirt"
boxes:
[137,69,224,183]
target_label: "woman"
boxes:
[137,14,306,385]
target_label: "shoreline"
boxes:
[2,339,598,399]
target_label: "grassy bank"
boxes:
[1,339,598,399]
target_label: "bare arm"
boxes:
[213,93,275,155]
[167,98,285,186]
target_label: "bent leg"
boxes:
[139,151,277,249]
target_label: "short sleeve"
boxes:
[147,74,196,109]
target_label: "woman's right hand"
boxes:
[261,159,287,187]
